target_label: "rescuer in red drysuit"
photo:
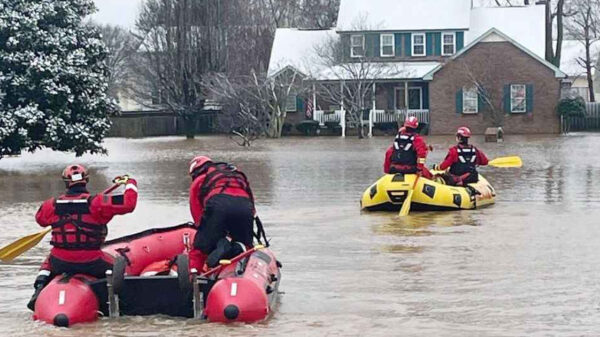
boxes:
[434,126,489,186]
[27,164,138,310]
[383,116,433,179]
[188,156,258,272]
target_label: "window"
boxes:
[380,34,395,57]
[412,33,425,56]
[442,32,455,56]
[351,35,364,58]
[510,84,526,113]
[395,87,423,110]
[462,87,478,114]
[285,94,297,112]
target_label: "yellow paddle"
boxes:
[0,179,127,262]
[0,228,52,262]
[399,175,420,217]
[488,156,522,168]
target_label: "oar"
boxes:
[488,156,522,168]
[200,245,265,278]
[0,181,126,262]
[399,175,420,217]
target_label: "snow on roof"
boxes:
[336,0,471,32]
[268,28,336,77]
[560,40,600,77]
[315,62,441,81]
[467,5,546,58]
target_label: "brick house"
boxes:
[268,0,567,135]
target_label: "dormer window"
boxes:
[442,32,456,55]
[412,33,425,56]
[351,34,365,58]
[380,34,395,57]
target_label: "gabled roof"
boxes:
[336,0,471,32]
[268,28,336,78]
[424,28,567,80]
[467,5,546,58]
[560,40,600,78]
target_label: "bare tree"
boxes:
[203,69,307,144]
[312,19,406,138]
[294,0,340,29]
[565,0,600,102]
[97,24,138,104]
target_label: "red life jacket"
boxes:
[194,163,254,206]
[390,134,418,173]
[50,194,108,250]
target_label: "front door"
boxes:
[395,87,422,110]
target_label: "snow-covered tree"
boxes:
[0,0,116,158]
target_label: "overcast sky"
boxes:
[90,0,143,28]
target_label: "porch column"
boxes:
[340,80,346,138]
[369,82,375,138]
[404,81,409,121]
[312,83,317,122]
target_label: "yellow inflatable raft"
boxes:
[360,173,495,212]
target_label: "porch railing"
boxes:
[314,110,343,126]
[373,109,430,124]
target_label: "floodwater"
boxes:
[1,133,600,336]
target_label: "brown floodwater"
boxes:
[1,133,600,336]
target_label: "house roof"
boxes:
[559,40,600,78]
[424,28,567,80]
[336,0,471,32]
[315,62,441,81]
[466,5,546,58]
[268,28,336,78]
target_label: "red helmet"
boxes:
[62,164,88,187]
[457,126,472,138]
[189,156,212,176]
[403,116,419,129]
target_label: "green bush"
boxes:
[558,97,586,117]
[295,120,320,136]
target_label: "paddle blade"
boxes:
[0,228,51,262]
[489,156,523,168]
[399,190,413,217]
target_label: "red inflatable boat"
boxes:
[32,224,281,327]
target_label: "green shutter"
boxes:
[456,88,463,114]
[296,96,303,112]
[456,32,464,51]
[526,84,534,113]
[395,33,402,57]
[503,85,511,113]
[477,90,484,112]
[403,33,411,56]
[342,35,351,61]
[434,32,442,56]
[426,33,433,56]
[387,87,395,110]
[365,34,379,57]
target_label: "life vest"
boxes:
[390,134,418,173]
[449,145,478,177]
[50,194,108,250]
[196,163,254,206]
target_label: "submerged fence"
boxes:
[562,102,600,133]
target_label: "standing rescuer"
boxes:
[435,127,489,186]
[27,165,138,310]
[188,156,260,272]
[384,116,433,179]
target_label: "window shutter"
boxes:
[434,32,442,56]
[387,87,395,110]
[395,34,402,56]
[503,85,511,113]
[342,35,351,61]
[477,89,484,112]
[426,33,433,56]
[296,96,303,112]
[365,34,378,57]
[404,33,411,56]
[526,84,534,113]
[456,32,464,51]
[456,88,463,114]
